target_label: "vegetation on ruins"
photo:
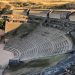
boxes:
[0,19,4,29]
[11,2,57,9]
[1,5,12,14]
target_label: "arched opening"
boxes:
[68,12,75,21]
[60,12,71,20]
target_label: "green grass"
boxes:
[8,54,69,72]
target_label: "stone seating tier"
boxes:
[5,26,73,61]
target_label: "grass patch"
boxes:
[8,54,69,72]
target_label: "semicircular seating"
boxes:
[5,26,73,61]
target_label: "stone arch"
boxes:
[60,12,71,20]
[68,12,75,21]
[60,12,75,20]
